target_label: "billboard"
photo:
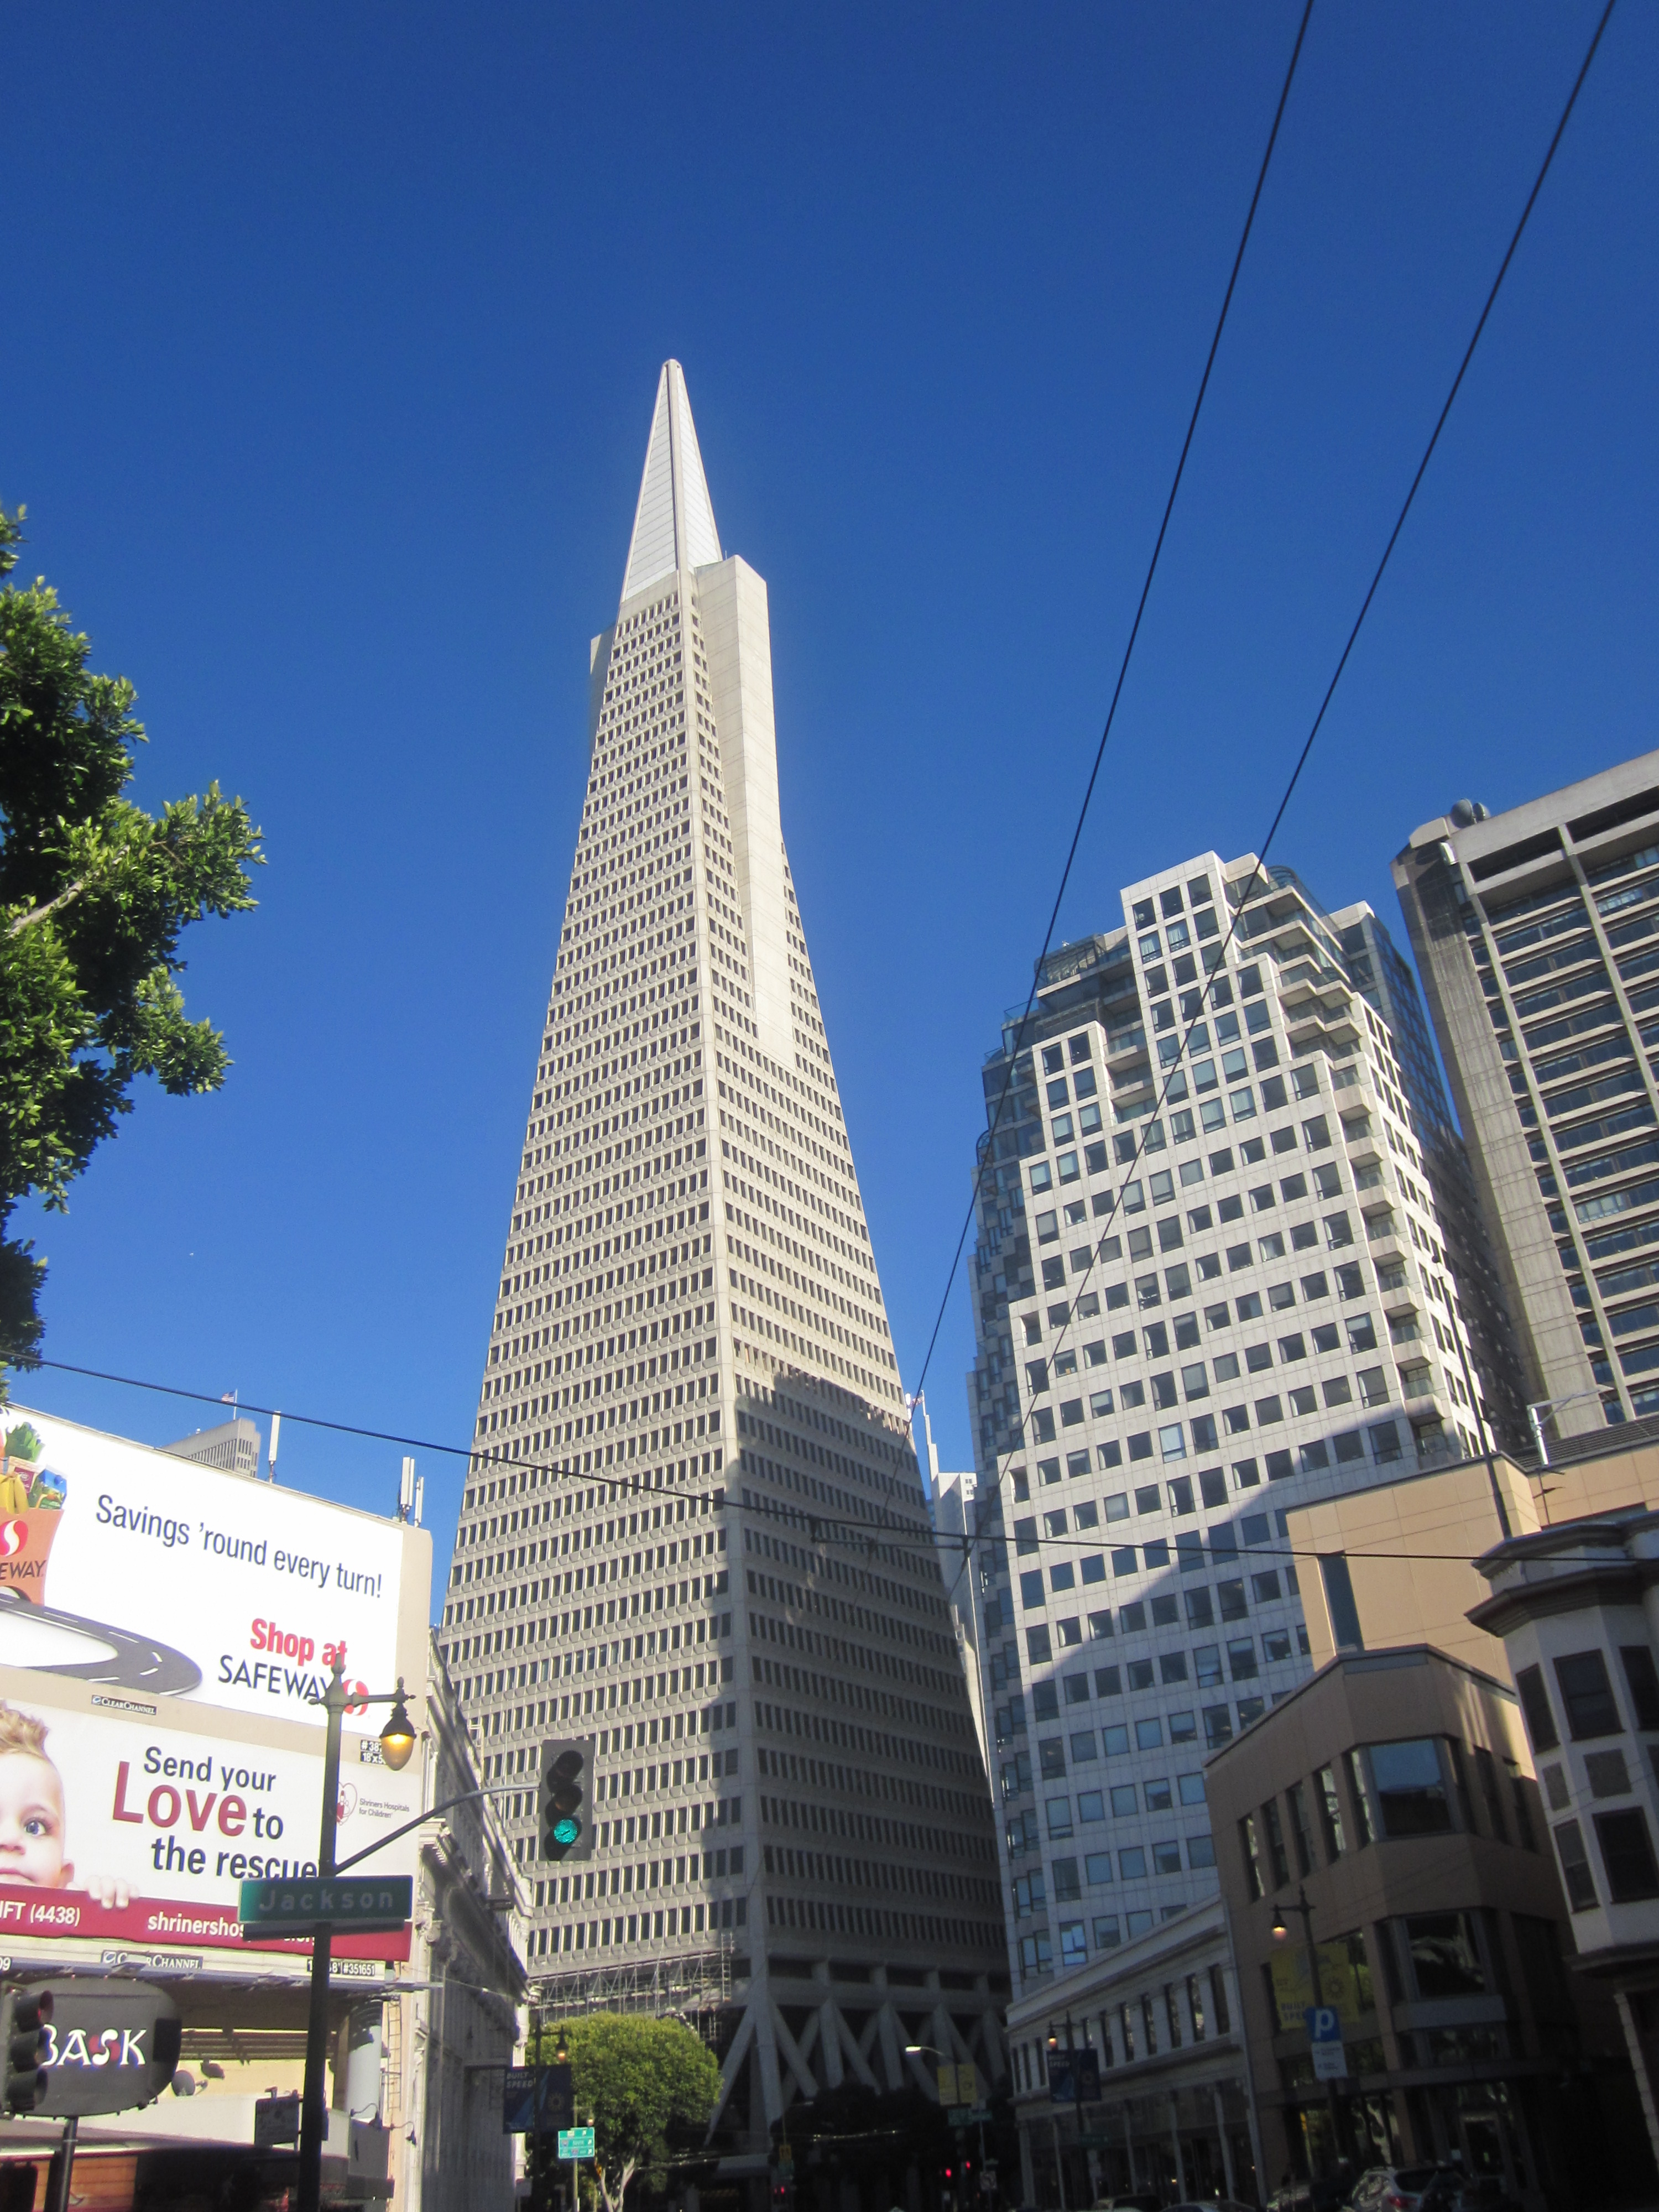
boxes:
[0,1662,420,1959]
[0,1407,428,1728]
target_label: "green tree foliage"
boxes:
[0,507,261,1368]
[534,2013,722,2212]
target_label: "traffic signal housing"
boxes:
[539,1738,596,1863]
[2,1986,52,2114]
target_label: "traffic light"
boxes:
[539,1738,596,1863]
[1,1986,52,2114]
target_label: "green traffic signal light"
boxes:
[539,1738,595,1864]
[2,1986,53,2114]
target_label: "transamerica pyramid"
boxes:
[442,364,1007,2157]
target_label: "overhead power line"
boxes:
[933,0,1620,1611]
[910,0,1317,1406]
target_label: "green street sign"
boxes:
[238,1875,413,1933]
[948,2106,992,2127]
[558,2127,596,2161]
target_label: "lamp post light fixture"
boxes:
[1526,1390,1604,1473]
[296,1655,420,2212]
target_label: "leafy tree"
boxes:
[534,2013,722,2212]
[0,507,260,1369]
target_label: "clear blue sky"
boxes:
[3,4,1653,1594]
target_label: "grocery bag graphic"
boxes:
[0,1424,66,1605]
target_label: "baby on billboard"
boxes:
[0,1698,129,1907]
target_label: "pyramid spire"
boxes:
[620,361,722,605]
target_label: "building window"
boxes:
[1239,1813,1265,1900]
[1515,1663,1560,1754]
[1367,1739,1454,1837]
[1552,1818,1598,1912]
[1555,1650,1623,1741]
[1343,1749,1376,1845]
[1314,1765,1347,1859]
[1404,1912,1485,1999]
[1620,1646,1659,1729]
[1596,1808,1659,1902]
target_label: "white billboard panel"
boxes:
[0,1407,427,1728]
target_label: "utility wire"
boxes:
[20,4,1617,1634]
[935,0,1619,1616]
[25,1355,1518,1577]
[909,0,1317,1401]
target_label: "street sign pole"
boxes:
[44,2115,75,2212]
[297,1657,346,2212]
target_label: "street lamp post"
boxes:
[297,1654,418,2212]
[1526,1390,1604,1475]
[1272,1886,1340,2184]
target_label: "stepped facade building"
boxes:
[440,364,1007,2155]
[965,853,1514,1989]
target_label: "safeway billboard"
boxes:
[0,1663,420,1958]
[0,1407,430,1728]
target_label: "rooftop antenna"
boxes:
[399,1457,416,1523]
[267,1412,281,1484]
[413,1475,424,1528]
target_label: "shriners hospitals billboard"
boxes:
[0,1406,431,1725]
[0,1664,422,1959]
[0,1407,434,1960]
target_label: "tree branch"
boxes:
[7,879,85,935]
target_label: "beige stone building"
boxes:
[1205,1646,1648,2206]
[1286,1434,1659,1674]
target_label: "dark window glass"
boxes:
[1621,1646,1659,1730]
[1405,1912,1485,1998]
[1555,1650,1622,1741]
[1596,1808,1659,1902]
[1515,1663,1560,1753]
[1262,1799,1290,1888]
[1369,1739,1453,1837]
[1553,1818,1598,1912]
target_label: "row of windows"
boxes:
[1003,1694,1265,1788]
[1014,1830,1216,1914]
[1240,1733,1536,1899]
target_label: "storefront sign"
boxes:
[36,1981,181,2115]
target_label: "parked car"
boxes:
[1418,2179,1520,2212]
[1347,2167,1455,2212]
[1165,2199,1257,2212]
[1093,2195,1165,2212]
[1267,2173,1359,2212]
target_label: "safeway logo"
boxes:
[0,1520,27,1559]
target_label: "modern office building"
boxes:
[1394,752,1659,1449]
[966,853,1504,1988]
[440,363,1006,2156]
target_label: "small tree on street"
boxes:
[0,507,262,1369]
[535,2013,722,2212]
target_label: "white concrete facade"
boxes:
[967,853,1499,1995]
[442,363,1005,2157]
